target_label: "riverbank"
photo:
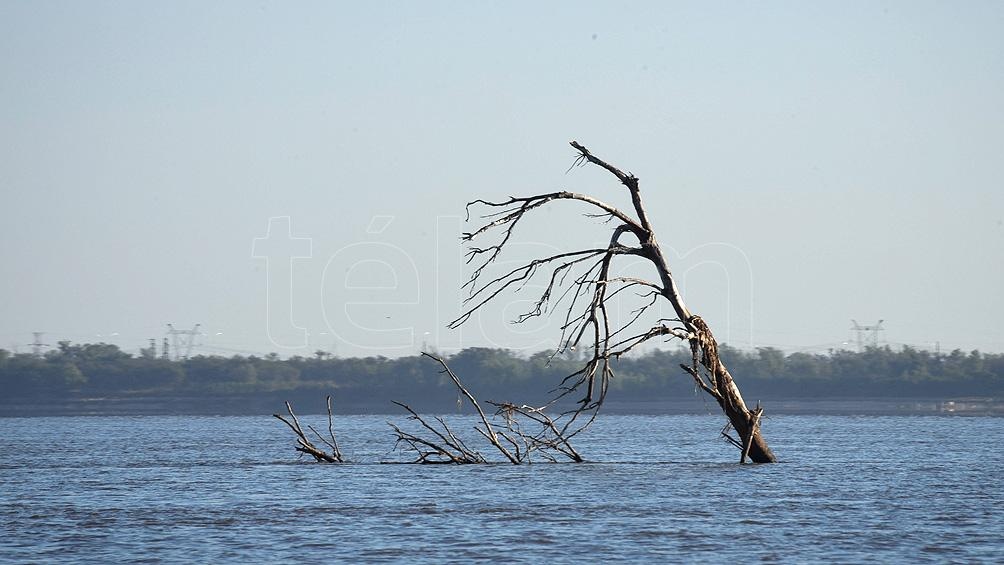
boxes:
[2,394,1001,417]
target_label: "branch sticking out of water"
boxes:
[273,397,343,463]
[388,353,584,464]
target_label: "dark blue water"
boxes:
[1,413,1002,563]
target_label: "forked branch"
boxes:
[273,397,343,463]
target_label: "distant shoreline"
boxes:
[2,395,1001,418]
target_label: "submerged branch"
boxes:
[388,354,586,464]
[273,399,342,463]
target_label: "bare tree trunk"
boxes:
[568,141,776,463]
[712,360,775,464]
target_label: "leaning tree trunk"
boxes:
[574,141,777,463]
[719,368,775,464]
[650,243,776,463]
[704,344,776,463]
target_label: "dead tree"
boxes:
[451,141,777,463]
[390,352,583,464]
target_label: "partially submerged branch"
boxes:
[490,402,584,463]
[389,401,487,464]
[273,397,343,463]
[388,353,584,464]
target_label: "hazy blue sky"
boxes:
[2,1,1002,358]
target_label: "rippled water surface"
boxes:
[1,413,1002,562]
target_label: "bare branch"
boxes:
[421,352,519,464]
[389,355,586,464]
[569,141,654,234]
[389,401,486,464]
[464,192,645,241]
[449,248,623,329]
[273,400,341,463]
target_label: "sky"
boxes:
[1,1,1002,358]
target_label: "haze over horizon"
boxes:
[2,2,1002,358]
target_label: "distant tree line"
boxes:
[1,341,1002,403]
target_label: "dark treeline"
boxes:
[2,341,1002,405]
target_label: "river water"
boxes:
[1,413,1001,562]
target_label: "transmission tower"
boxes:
[850,319,885,351]
[140,338,157,359]
[30,332,50,357]
[166,323,202,360]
